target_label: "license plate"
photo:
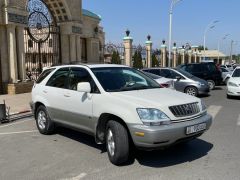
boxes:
[186,123,207,135]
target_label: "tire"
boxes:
[185,86,198,97]
[227,94,232,99]
[106,120,129,165]
[35,105,55,135]
[207,80,215,90]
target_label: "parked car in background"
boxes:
[227,67,240,98]
[142,71,174,89]
[178,62,222,90]
[221,67,232,84]
[142,68,209,97]
[221,65,234,71]
[31,64,212,165]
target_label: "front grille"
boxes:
[169,102,200,118]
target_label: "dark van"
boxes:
[177,62,222,90]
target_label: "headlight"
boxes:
[137,108,170,126]
[197,82,205,86]
[200,100,207,111]
[228,82,238,87]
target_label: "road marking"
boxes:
[62,173,87,180]
[237,115,240,126]
[0,130,38,136]
[207,105,222,119]
[0,119,32,129]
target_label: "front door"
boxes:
[62,67,95,134]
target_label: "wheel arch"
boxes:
[95,113,132,144]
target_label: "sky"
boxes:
[83,0,240,55]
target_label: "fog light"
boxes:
[135,132,145,137]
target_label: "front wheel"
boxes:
[185,86,198,97]
[207,80,215,90]
[106,121,130,165]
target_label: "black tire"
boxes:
[185,86,198,97]
[207,80,215,90]
[35,105,55,135]
[227,94,232,99]
[106,120,129,165]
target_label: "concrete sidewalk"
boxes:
[0,93,31,115]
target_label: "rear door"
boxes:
[44,67,70,122]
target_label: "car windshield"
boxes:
[232,69,240,77]
[176,69,194,78]
[91,67,161,92]
[141,71,162,79]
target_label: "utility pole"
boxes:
[229,40,234,65]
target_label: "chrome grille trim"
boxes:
[169,102,200,118]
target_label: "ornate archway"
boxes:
[25,0,64,79]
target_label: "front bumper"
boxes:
[227,86,240,96]
[128,114,212,149]
[198,86,210,95]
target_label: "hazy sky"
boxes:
[83,0,240,55]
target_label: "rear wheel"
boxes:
[207,80,215,90]
[106,120,129,165]
[35,105,55,135]
[185,86,198,97]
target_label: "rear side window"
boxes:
[207,63,217,72]
[148,69,160,76]
[36,68,55,84]
[46,68,69,89]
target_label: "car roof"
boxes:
[50,64,128,69]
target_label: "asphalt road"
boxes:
[0,86,240,180]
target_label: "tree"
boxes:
[198,45,208,51]
[111,51,121,64]
[152,54,159,67]
[133,51,143,69]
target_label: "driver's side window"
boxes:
[68,68,99,93]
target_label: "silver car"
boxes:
[142,68,210,97]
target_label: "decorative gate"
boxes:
[25,0,61,80]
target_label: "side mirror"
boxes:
[77,82,91,93]
[176,76,182,81]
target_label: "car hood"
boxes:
[112,88,200,108]
[229,77,240,85]
[191,76,208,84]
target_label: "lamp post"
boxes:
[218,34,229,63]
[203,20,219,61]
[168,0,182,67]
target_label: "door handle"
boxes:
[64,94,71,98]
[43,90,48,94]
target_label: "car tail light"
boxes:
[160,83,170,88]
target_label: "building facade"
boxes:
[0,0,105,94]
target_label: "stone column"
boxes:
[0,25,9,83]
[76,35,81,62]
[16,26,26,81]
[181,49,185,64]
[7,24,18,83]
[123,36,133,67]
[160,41,167,67]
[194,51,198,63]
[70,34,76,62]
[172,46,177,67]
[188,50,192,64]
[61,34,70,64]
[145,39,152,68]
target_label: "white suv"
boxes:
[31,64,212,165]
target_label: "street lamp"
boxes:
[168,0,182,67]
[203,20,219,61]
[218,34,229,63]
